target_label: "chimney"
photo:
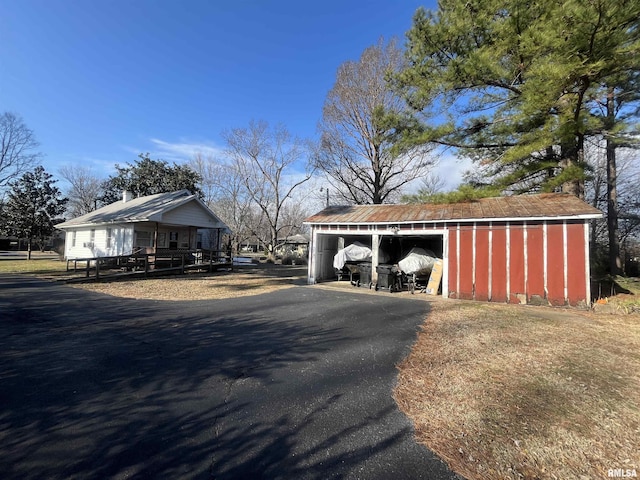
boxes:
[123,190,133,203]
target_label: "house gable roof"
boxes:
[304,193,602,225]
[57,190,230,230]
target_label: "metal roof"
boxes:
[304,193,603,225]
[56,190,230,230]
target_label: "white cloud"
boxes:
[147,138,225,163]
[402,149,472,196]
[434,152,472,191]
[120,138,226,164]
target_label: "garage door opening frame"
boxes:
[308,226,449,297]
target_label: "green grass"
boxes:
[0,258,67,275]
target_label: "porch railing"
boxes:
[66,249,231,281]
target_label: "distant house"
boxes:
[275,234,310,258]
[0,236,19,251]
[56,190,230,260]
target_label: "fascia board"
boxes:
[303,213,603,226]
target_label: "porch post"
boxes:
[153,223,159,254]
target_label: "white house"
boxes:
[56,190,230,260]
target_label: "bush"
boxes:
[282,255,307,265]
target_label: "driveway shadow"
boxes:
[0,275,458,480]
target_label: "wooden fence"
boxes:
[65,249,231,282]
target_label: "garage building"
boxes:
[304,193,602,307]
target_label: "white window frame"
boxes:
[157,232,167,248]
[135,231,153,248]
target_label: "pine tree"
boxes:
[394,0,640,199]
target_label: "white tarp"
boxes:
[333,242,372,270]
[398,248,438,275]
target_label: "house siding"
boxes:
[162,202,220,228]
[64,225,133,259]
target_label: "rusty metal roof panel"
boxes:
[304,193,602,225]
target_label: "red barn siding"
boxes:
[448,227,458,299]
[546,223,566,305]
[491,227,508,302]
[526,225,545,301]
[566,222,587,305]
[475,228,490,301]
[509,227,526,304]
[458,226,474,300]
[309,204,596,307]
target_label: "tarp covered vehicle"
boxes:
[397,248,439,293]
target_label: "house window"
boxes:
[90,229,95,244]
[157,233,167,248]
[135,231,153,247]
[106,228,112,249]
[72,231,76,247]
[169,231,178,249]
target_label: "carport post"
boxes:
[371,233,379,285]
[307,229,316,284]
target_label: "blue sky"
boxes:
[2,0,468,190]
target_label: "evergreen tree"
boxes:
[4,166,67,259]
[394,0,640,199]
[100,153,202,205]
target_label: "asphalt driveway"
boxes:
[0,275,459,479]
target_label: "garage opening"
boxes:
[312,232,445,295]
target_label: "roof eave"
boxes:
[304,213,603,226]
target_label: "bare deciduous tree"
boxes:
[0,112,41,190]
[190,152,220,206]
[190,152,256,255]
[315,38,436,205]
[59,165,103,217]
[586,139,640,274]
[223,120,313,260]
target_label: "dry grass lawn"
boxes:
[69,267,306,300]
[395,301,640,480]
[0,256,307,300]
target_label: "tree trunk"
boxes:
[27,237,32,260]
[606,87,622,275]
[268,225,278,262]
[560,135,585,200]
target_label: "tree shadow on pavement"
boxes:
[0,275,456,480]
